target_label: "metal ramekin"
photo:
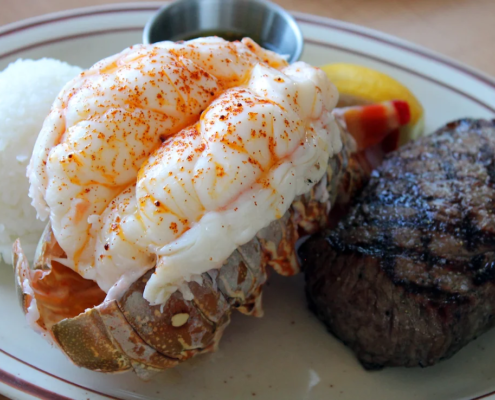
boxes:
[143,0,303,63]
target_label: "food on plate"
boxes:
[13,37,353,376]
[25,37,340,303]
[326,100,411,221]
[333,100,410,151]
[321,63,424,147]
[11,36,414,376]
[300,119,495,369]
[0,59,82,262]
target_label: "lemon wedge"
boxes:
[321,63,425,143]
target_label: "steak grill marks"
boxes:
[302,119,495,369]
[331,119,495,295]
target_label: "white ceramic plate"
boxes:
[1,3,495,400]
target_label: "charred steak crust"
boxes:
[301,119,495,369]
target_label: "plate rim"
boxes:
[0,3,494,400]
[0,2,494,88]
[295,12,495,87]
[1,3,494,115]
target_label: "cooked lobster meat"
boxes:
[14,35,411,377]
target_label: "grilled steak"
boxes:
[300,119,495,369]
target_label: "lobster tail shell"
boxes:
[13,127,363,376]
[12,204,312,376]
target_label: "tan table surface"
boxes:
[1,0,495,77]
[0,1,492,399]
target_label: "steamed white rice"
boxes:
[0,58,82,263]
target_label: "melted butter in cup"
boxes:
[143,0,303,63]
